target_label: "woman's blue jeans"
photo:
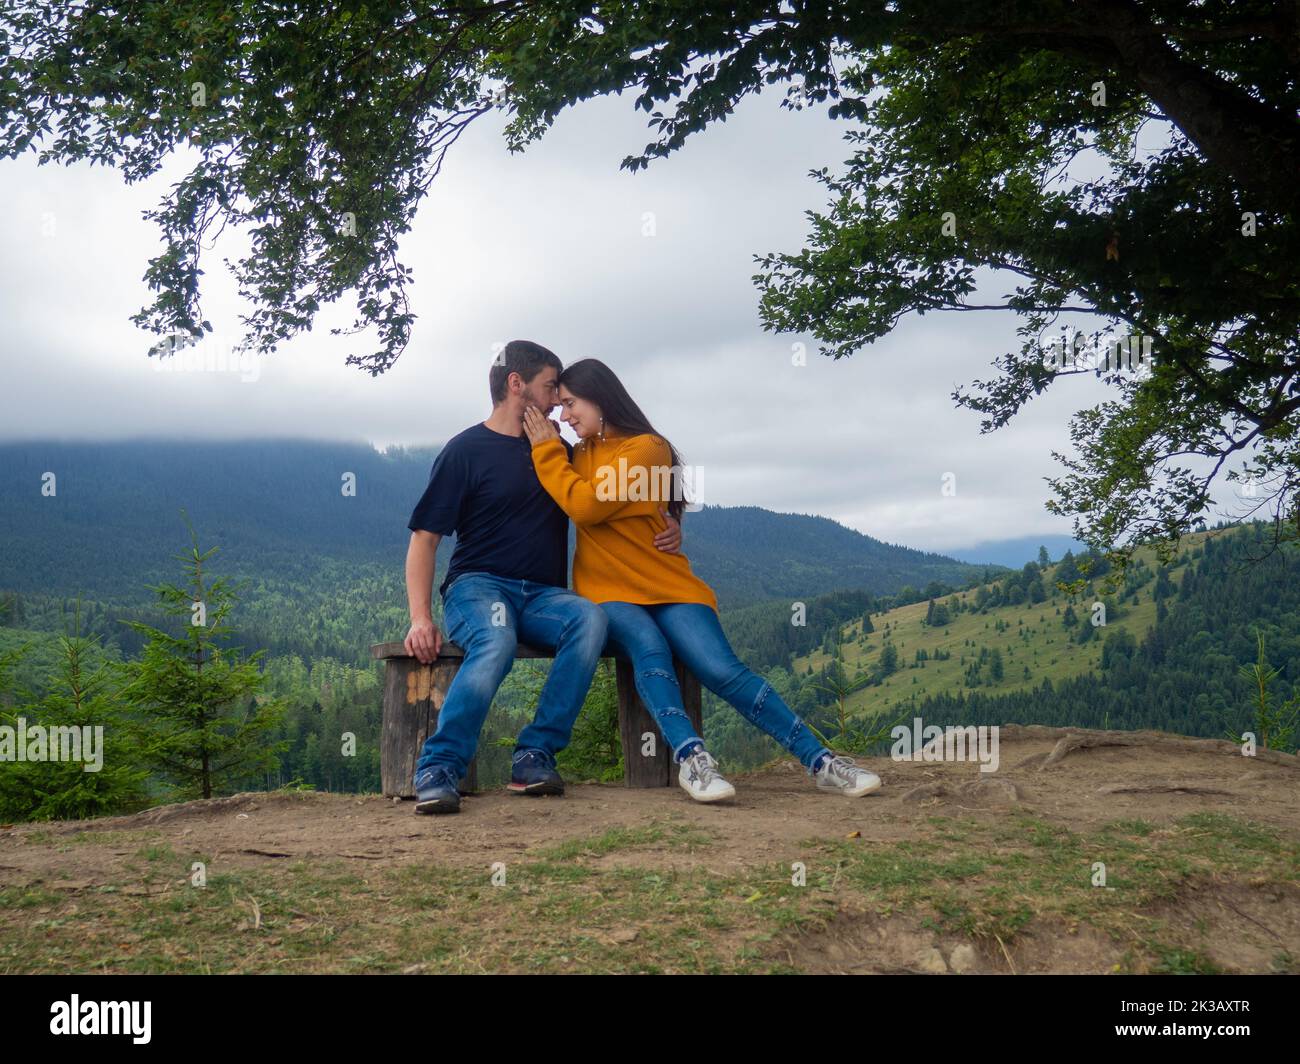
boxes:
[601,602,829,773]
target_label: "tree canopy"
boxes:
[2,0,1295,564]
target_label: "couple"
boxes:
[402,340,882,813]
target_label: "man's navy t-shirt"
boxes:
[408,423,572,599]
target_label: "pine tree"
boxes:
[989,648,1005,681]
[807,648,873,752]
[1233,631,1300,752]
[0,600,149,821]
[878,641,899,675]
[1056,550,1080,584]
[0,640,34,816]
[117,517,287,801]
[0,591,23,627]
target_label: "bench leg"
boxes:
[381,659,477,797]
[616,658,704,787]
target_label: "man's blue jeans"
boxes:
[601,601,830,773]
[414,572,608,782]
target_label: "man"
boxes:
[403,340,682,814]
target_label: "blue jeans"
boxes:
[600,602,830,773]
[414,572,608,782]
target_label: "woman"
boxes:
[521,358,882,803]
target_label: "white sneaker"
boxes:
[678,748,736,802]
[814,754,882,797]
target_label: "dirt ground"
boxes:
[3,724,1298,973]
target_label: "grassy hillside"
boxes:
[793,530,1215,722]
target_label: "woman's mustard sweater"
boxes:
[531,433,718,611]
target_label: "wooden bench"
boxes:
[370,641,703,796]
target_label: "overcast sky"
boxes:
[0,85,1190,554]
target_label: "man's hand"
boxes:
[654,508,682,553]
[405,617,443,664]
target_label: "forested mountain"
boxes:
[0,438,995,615]
[0,439,435,602]
[668,506,982,604]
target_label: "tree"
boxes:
[556,659,623,783]
[1101,627,1138,669]
[1056,551,1082,587]
[1231,630,1300,753]
[117,517,287,800]
[0,601,149,821]
[4,1,1295,555]
[0,641,34,817]
[1037,546,1052,568]
[746,5,1300,567]
[806,648,905,754]
[1154,567,1174,601]
[925,598,950,627]
[877,641,899,676]
[0,591,24,626]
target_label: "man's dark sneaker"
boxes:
[414,766,461,814]
[508,748,564,796]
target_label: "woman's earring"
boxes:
[599,416,605,441]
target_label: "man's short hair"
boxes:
[490,340,562,404]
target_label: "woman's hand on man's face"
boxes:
[522,404,560,445]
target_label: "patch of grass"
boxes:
[781,809,1298,965]
[1178,811,1286,853]
[1,806,1294,973]
[532,821,715,862]
[20,829,54,845]
[1150,946,1225,974]
[0,820,817,974]
[1269,950,1298,974]
[12,827,165,854]
[1101,819,1157,837]
[0,884,63,910]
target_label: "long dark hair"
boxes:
[558,358,689,520]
